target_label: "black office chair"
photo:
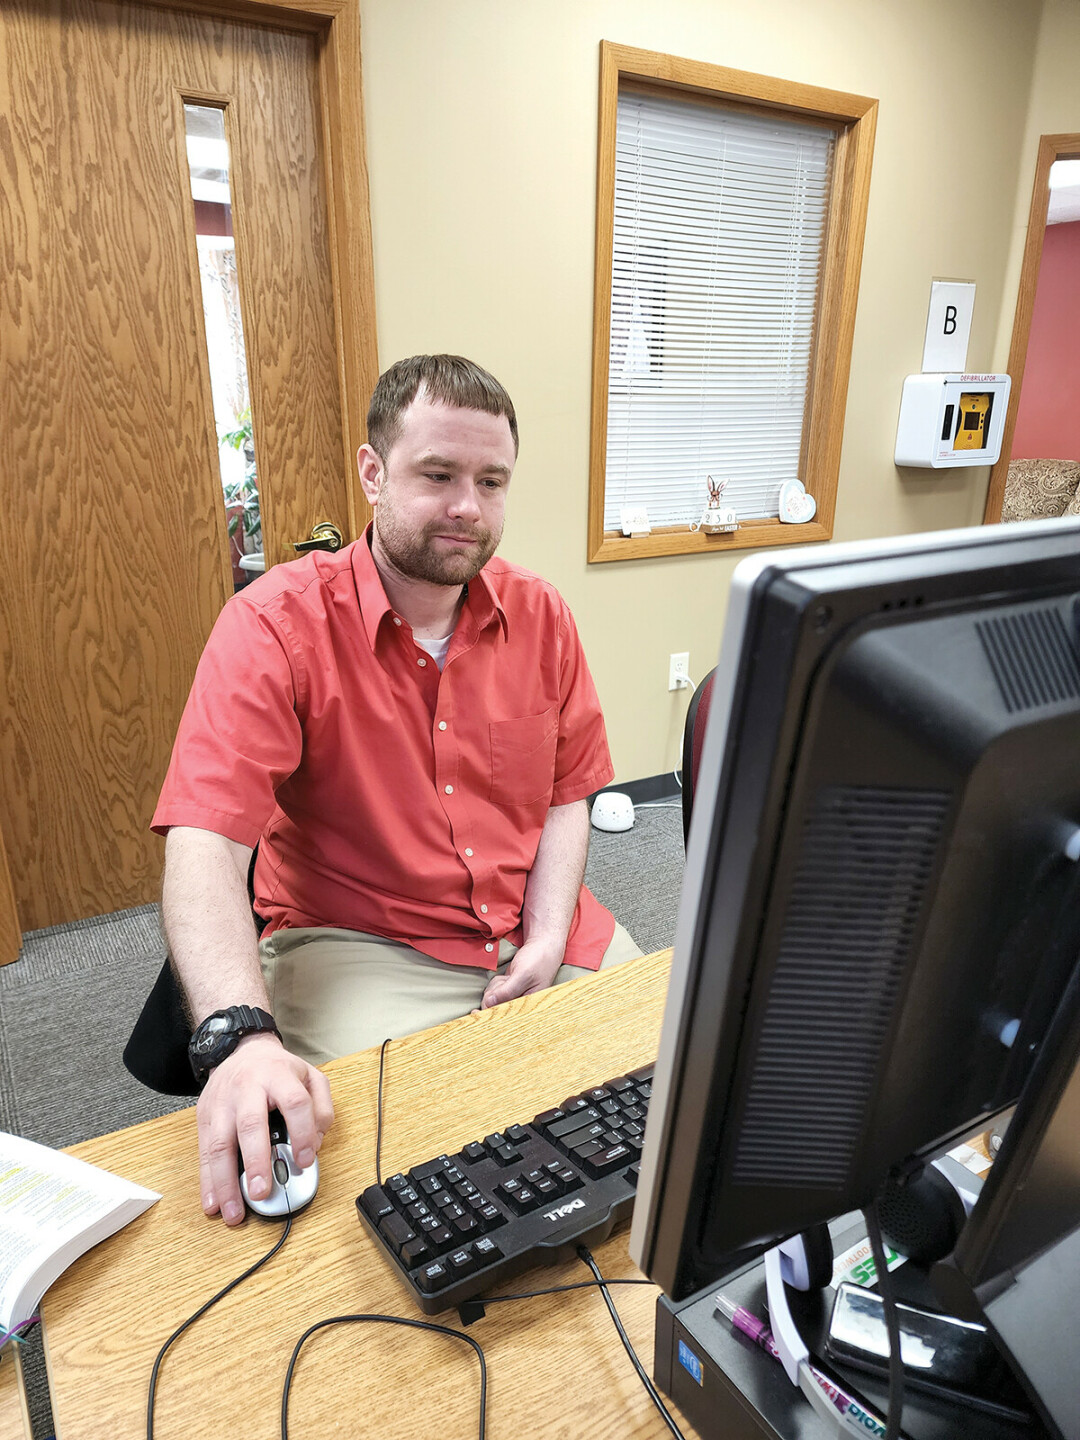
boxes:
[680,666,716,846]
[123,847,265,1096]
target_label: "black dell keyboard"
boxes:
[356,1063,654,1314]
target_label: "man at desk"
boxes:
[152,354,640,1228]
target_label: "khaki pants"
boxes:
[259,923,643,1064]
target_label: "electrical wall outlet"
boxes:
[668,652,691,691]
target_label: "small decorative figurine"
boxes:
[690,476,739,535]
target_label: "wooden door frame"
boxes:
[140,0,379,539]
[983,132,1080,523]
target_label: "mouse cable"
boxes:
[577,1246,687,1440]
[864,1200,905,1440]
[281,1313,487,1440]
[375,1036,392,1185]
[147,1208,293,1440]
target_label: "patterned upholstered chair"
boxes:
[1000,458,1080,523]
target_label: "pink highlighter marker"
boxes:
[716,1295,895,1440]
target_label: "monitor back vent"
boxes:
[731,786,949,1188]
[976,607,1080,713]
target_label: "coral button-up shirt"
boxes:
[152,532,616,970]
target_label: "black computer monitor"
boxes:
[630,518,1080,1315]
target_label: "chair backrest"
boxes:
[681,667,717,846]
[123,845,264,1096]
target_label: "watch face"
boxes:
[193,1015,231,1055]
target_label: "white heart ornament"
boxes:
[778,480,817,524]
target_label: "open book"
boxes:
[0,1132,159,1337]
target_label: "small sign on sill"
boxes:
[620,505,652,537]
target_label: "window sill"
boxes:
[588,517,833,562]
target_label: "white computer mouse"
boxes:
[590,792,635,832]
[239,1110,319,1218]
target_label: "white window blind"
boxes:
[604,91,835,531]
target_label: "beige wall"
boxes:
[359,0,1057,783]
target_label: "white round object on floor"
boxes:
[591,792,635,832]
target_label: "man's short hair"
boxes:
[367,355,519,461]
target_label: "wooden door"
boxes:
[0,0,377,936]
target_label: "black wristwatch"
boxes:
[188,1005,281,1085]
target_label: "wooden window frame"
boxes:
[982,133,1080,525]
[588,42,877,563]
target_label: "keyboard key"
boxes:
[416,1261,452,1293]
[622,1105,645,1123]
[478,1203,505,1228]
[419,1176,444,1197]
[460,1142,487,1165]
[484,1133,507,1151]
[359,1185,395,1223]
[397,1186,419,1207]
[607,1076,634,1093]
[570,1140,603,1164]
[560,1120,605,1151]
[493,1144,522,1166]
[628,1064,655,1084]
[465,1194,487,1212]
[406,1201,431,1222]
[585,1088,610,1103]
[434,1191,456,1211]
[534,1107,565,1129]
[555,1167,583,1191]
[444,1166,465,1186]
[378,1211,417,1255]
[429,1224,454,1252]
[624,1135,644,1155]
[418,1215,440,1235]
[452,1212,480,1239]
[602,1131,624,1148]
[494,1179,522,1205]
[410,1156,452,1184]
[455,1179,479,1199]
[473,1236,504,1265]
[599,1098,621,1116]
[401,1236,433,1269]
[447,1248,477,1278]
[547,1108,601,1141]
[637,1082,652,1099]
[505,1124,530,1146]
[386,1173,409,1193]
[622,1121,644,1137]
[533,1177,559,1200]
[513,1185,539,1212]
[443,1201,466,1222]
[626,1164,640,1185]
[560,1096,591,1115]
[581,1143,632,1179]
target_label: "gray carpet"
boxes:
[0,798,685,1438]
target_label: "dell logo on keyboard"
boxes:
[543,1197,586,1222]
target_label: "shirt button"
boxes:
[464,847,474,857]
[485,943,494,953]
[438,721,447,731]
[417,657,427,667]
[445,784,454,795]
[480,904,488,914]
[393,616,402,626]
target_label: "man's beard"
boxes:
[374,492,502,586]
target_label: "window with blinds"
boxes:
[588,46,878,563]
[605,92,834,532]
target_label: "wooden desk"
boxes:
[44,951,695,1438]
[0,1346,32,1440]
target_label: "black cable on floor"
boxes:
[280,1313,487,1440]
[865,1200,905,1440]
[577,1246,686,1440]
[147,1210,292,1440]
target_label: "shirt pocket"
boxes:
[489,708,559,806]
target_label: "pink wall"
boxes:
[1011,220,1080,461]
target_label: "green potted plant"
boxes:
[219,409,262,584]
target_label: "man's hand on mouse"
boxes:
[196,1032,334,1226]
[479,939,564,1011]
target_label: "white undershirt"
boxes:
[416,632,453,671]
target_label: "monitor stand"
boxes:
[653,1218,1050,1440]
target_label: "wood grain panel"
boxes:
[0,1344,32,1440]
[0,821,20,966]
[0,0,364,928]
[44,953,694,1439]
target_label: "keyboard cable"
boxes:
[577,1245,687,1440]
